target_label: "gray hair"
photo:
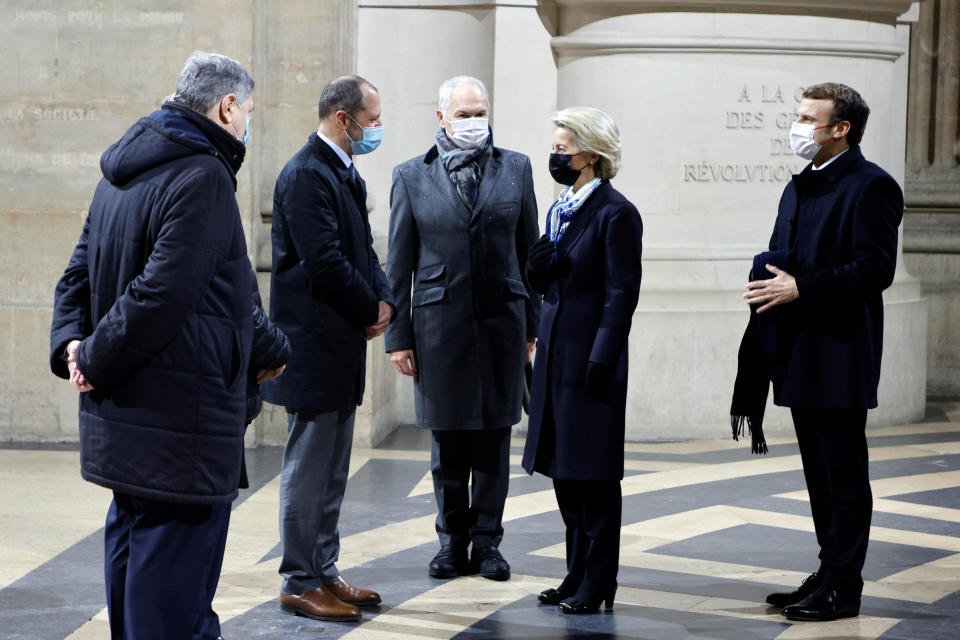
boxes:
[438,75,488,113]
[552,107,622,180]
[172,51,254,114]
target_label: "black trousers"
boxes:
[104,491,231,640]
[553,478,622,599]
[431,427,511,549]
[791,407,872,594]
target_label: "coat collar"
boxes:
[555,180,612,256]
[308,133,366,192]
[793,145,864,192]
[421,144,503,223]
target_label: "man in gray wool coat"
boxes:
[385,75,541,581]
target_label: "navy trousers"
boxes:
[553,478,621,600]
[104,491,231,640]
[791,407,872,595]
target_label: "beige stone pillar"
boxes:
[903,0,960,397]
[356,0,558,438]
[540,0,927,438]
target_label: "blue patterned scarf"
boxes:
[435,127,493,210]
[547,178,601,259]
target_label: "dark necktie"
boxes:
[347,164,365,207]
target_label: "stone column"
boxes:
[903,0,960,397]
[541,0,927,437]
[356,0,559,438]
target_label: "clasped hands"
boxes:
[743,264,799,313]
[364,300,392,341]
[66,340,94,392]
[65,339,287,393]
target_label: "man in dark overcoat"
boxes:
[263,75,394,622]
[385,75,540,582]
[743,82,903,622]
[49,52,287,640]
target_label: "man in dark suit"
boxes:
[264,75,394,622]
[385,76,540,582]
[49,51,287,640]
[744,82,903,622]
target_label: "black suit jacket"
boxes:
[769,145,903,409]
[263,134,393,411]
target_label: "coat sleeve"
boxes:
[383,166,419,352]
[250,276,290,372]
[282,167,380,328]
[794,174,903,308]
[50,213,93,379]
[589,202,644,366]
[367,218,396,319]
[74,171,236,390]
[516,156,541,338]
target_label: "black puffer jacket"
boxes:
[50,102,259,504]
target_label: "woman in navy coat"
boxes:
[522,107,643,614]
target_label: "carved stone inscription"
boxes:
[684,84,807,184]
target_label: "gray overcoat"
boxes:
[384,144,541,430]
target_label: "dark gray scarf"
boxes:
[435,127,492,210]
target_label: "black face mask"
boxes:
[549,152,586,186]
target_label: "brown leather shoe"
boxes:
[279,587,361,621]
[324,575,382,607]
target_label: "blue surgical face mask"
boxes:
[346,114,383,155]
[231,100,250,145]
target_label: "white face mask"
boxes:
[789,121,838,161]
[446,116,489,149]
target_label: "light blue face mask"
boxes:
[346,114,383,155]
[231,101,250,145]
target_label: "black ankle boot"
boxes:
[538,575,580,605]
[559,581,617,614]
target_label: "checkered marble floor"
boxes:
[2,403,960,639]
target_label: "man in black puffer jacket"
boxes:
[49,51,286,640]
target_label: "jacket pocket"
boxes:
[419,263,446,283]
[227,328,243,389]
[412,286,446,308]
[504,277,530,301]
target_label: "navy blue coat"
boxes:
[769,146,903,408]
[263,134,393,412]
[521,181,643,481]
[49,102,258,504]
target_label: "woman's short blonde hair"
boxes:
[551,107,622,180]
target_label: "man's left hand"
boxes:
[744,264,799,314]
[526,338,536,363]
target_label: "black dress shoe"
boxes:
[782,586,860,622]
[766,572,822,607]
[559,582,616,614]
[429,546,468,579]
[470,545,510,581]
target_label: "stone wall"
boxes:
[903,0,960,398]
[0,0,367,443]
[0,0,944,446]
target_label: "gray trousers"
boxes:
[431,426,511,550]
[278,408,355,594]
